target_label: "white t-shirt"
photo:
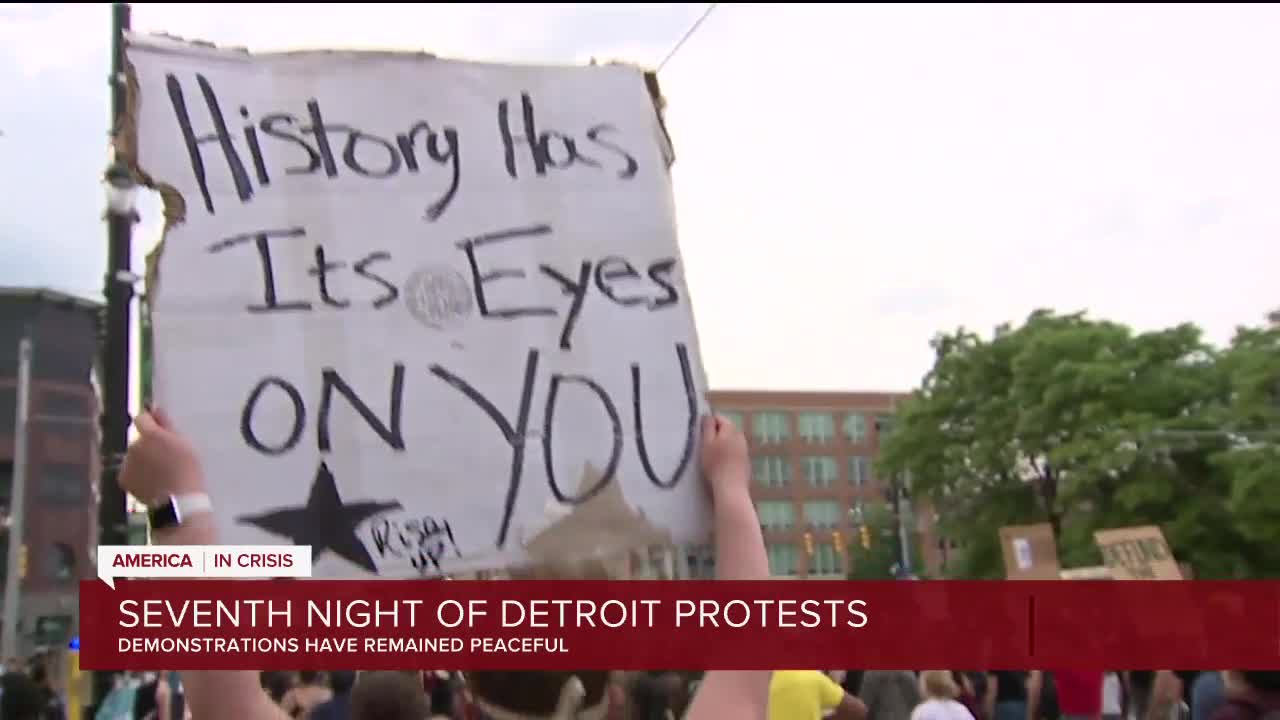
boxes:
[912,698,977,720]
[1103,673,1123,715]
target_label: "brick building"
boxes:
[0,288,101,653]
[709,389,941,579]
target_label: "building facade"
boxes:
[710,389,941,579]
[0,288,101,653]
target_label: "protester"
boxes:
[1055,671,1103,720]
[118,410,770,720]
[984,672,1034,720]
[1212,672,1280,720]
[1190,673,1225,720]
[282,673,332,719]
[767,670,865,720]
[1103,673,1124,720]
[950,673,982,720]
[1,672,45,720]
[863,671,923,720]
[911,671,976,720]
[27,665,63,720]
[308,672,355,720]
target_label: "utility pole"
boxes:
[94,1,136,714]
[2,334,33,659]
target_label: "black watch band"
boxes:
[148,493,213,531]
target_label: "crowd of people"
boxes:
[0,412,1275,720]
[67,668,1280,720]
[0,655,69,720]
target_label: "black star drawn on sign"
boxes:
[237,461,402,573]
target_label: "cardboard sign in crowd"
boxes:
[128,34,711,579]
[998,523,1184,581]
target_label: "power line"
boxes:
[658,3,719,72]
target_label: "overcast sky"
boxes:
[2,3,1277,392]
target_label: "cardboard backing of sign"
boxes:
[998,523,1061,580]
[1093,525,1183,580]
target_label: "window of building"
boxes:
[757,501,796,532]
[767,544,797,577]
[752,411,790,444]
[797,412,835,444]
[717,410,745,432]
[45,543,75,582]
[810,542,843,577]
[803,456,839,488]
[844,413,867,443]
[875,413,896,438]
[753,456,790,488]
[849,456,872,487]
[803,501,841,529]
[38,463,86,505]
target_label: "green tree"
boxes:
[878,309,1273,579]
[1212,322,1280,556]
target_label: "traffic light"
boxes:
[860,526,872,549]
[803,532,814,556]
[18,544,28,579]
[832,531,845,554]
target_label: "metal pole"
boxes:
[94,2,133,714]
[2,335,33,659]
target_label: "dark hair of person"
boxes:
[350,672,428,720]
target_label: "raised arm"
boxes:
[684,415,772,720]
[119,411,288,720]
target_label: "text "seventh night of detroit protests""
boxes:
[118,598,871,630]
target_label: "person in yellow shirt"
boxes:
[770,670,867,720]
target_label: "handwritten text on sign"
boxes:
[128,36,710,578]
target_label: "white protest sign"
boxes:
[97,545,312,588]
[127,35,711,578]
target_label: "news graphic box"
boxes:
[126,34,710,579]
[998,523,1060,580]
[1093,525,1183,580]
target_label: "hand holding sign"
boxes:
[121,409,203,505]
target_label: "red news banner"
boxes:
[80,580,1280,671]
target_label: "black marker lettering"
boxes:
[585,124,639,179]
[538,261,592,350]
[307,245,349,308]
[456,225,556,319]
[240,106,270,186]
[396,122,461,221]
[241,377,305,456]
[167,73,251,214]
[343,131,401,178]
[317,364,406,453]
[303,99,339,177]
[632,343,697,489]
[259,114,322,175]
[206,228,311,313]
[594,256,646,307]
[429,350,540,549]
[353,251,399,309]
[645,258,680,309]
[542,374,621,504]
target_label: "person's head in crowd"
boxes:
[329,671,357,696]
[464,559,615,718]
[1227,671,1280,694]
[0,672,45,720]
[349,672,428,720]
[261,671,294,704]
[920,671,960,700]
[299,671,323,687]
